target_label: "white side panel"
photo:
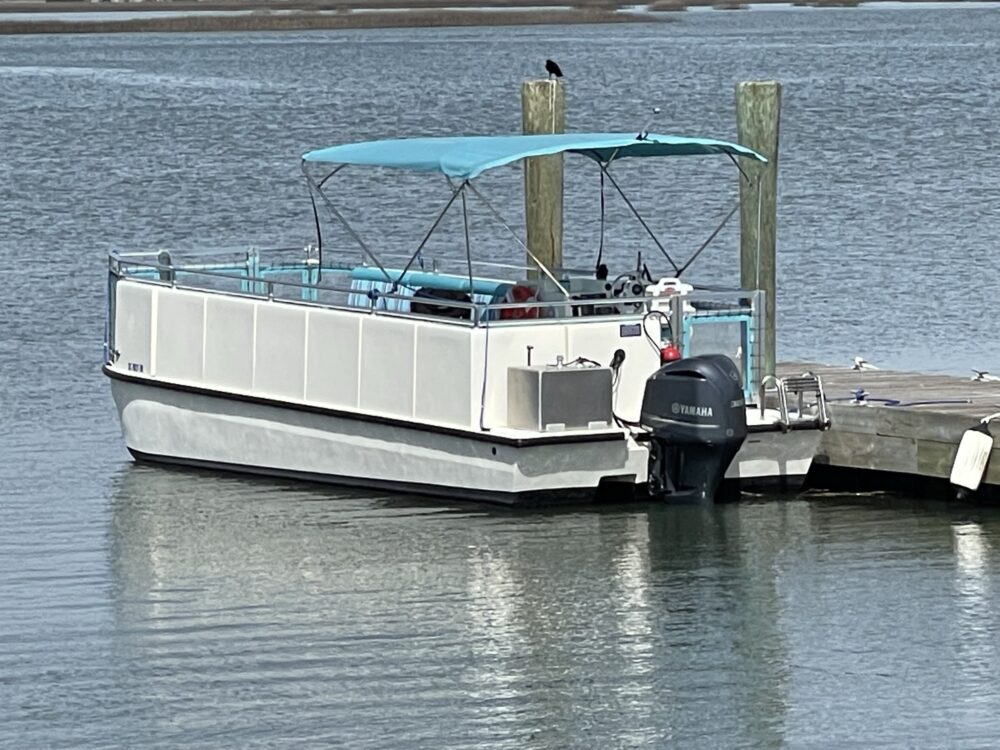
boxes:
[204,295,255,392]
[476,318,662,429]
[414,325,472,427]
[114,281,153,372]
[305,309,361,409]
[254,303,307,400]
[155,288,205,382]
[566,318,661,423]
[480,324,567,429]
[359,316,415,417]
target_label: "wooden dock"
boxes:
[779,362,1000,499]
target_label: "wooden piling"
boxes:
[736,81,781,377]
[521,79,565,277]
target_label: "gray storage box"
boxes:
[506,365,613,431]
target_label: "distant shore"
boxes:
[0,7,657,34]
[0,0,991,34]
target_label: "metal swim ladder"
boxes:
[759,372,831,430]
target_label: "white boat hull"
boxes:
[109,374,820,503]
[109,376,649,504]
[727,429,823,489]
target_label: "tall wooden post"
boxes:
[521,79,565,277]
[736,81,781,378]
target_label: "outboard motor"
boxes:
[639,354,748,502]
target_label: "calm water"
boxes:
[3,7,1000,747]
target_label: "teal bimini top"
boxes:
[302,132,766,180]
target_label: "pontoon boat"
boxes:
[103,133,829,504]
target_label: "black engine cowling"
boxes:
[639,354,748,502]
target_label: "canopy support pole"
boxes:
[302,165,394,285]
[595,166,606,274]
[676,198,743,277]
[393,179,467,291]
[465,182,570,299]
[599,163,680,275]
[461,188,475,317]
[727,152,751,185]
[304,163,346,282]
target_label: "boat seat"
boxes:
[347,267,508,314]
[410,288,473,320]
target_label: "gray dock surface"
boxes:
[780,361,1000,494]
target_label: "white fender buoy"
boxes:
[950,415,999,498]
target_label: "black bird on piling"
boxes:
[545,59,563,79]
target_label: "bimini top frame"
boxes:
[300,132,767,292]
[302,132,764,179]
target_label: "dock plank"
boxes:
[916,440,959,479]
[778,361,1000,492]
[817,429,917,474]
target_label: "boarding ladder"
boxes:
[759,372,831,431]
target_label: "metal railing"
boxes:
[758,372,830,429]
[109,246,677,326]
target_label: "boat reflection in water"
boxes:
[108,465,801,745]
